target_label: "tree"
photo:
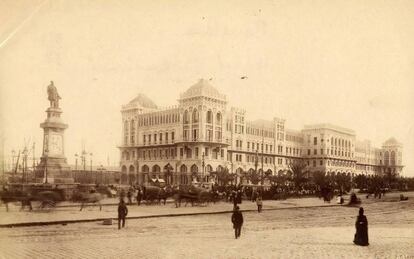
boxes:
[334,173,351,194]
[383,169,398,189]
[216,168,232,186]
[248,170,260,185]
[288,160,308,192]
[312,171,327,190]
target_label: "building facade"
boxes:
[119,79,404,185]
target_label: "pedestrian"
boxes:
[118,199,128,230]
[233,192,238,208]
[136,188,142,206]
[236,190,242,204]
[231,206,244,239]
[127,189,132,205]
[256,196,263,213]
[353,207,369,246]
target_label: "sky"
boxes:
[0,0,413,175]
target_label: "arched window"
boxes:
[129,165,135,174]
[206,110,212,123]
[206,165,213,172]
[152,164,161,173]
[142,165,149,173]
[191,164,198,173]
[390,151,395,165]
[184,110,189,124]
[216,112,222,125]
[192,109,199,123]
[384,151,390,166]
[180,164,187,173]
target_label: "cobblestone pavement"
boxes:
[0,192,412,226]
[0,196,342,226]
[0,195,413,259]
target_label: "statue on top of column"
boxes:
[47,81,61,108]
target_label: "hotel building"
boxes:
[119,79,404,185]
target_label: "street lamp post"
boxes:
[89,153,93,184]
[254,149,258,181]
[75,153,78,170]
[44,149,49,184]
[202,152,205,182]
[11,150,15,173]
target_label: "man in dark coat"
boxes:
[231,206,244,239]
[136,188,143,206]
[236,190,242,204]
[353,207,369,246]
[118,200,128,230]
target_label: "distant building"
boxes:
[119,79,403,185]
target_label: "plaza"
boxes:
[0,192,413,258]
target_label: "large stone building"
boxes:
[119,79,404,185]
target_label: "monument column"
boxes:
[35,81,73,184]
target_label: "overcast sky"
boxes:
[0,0,413,175]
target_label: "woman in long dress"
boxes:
[354,207,369,246]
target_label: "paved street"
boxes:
[0,193,413,258]
[0,196,339,226]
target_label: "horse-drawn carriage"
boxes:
[0,183,105,212]
[0,183,69,211]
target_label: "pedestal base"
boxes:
[35,157,74,184]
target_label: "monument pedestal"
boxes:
[35,82,74,184]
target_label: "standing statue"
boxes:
[47,81,61,108]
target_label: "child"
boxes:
[256,196,263,213]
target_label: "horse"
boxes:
[0,190,34,212]
[72,190,104,211]
[320,186,334,203]
[173,185,214,207]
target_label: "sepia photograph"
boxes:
[0,0,413,258]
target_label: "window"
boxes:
[143,135,146,145]
[207,110,212,123]
[172,132,175,142]
[192,109,199,123]
[184,110,189,124]
[159,133,163,143]
[308,149,311,155]
[186,148,192,158]
[320,160,323,165]
[247,142,250,149]
[148,135,151,144]
[314,149,317,155]
[313,160,316,167]
[195,147,199,157]
[192,129,198,140]
[314,137,317,145]
[180,148,183,157]
[165,132,168,142]
[321,149,323,155]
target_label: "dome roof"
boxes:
[180,79,226,101]
[383,137,402,147]
[128,94,157,109]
